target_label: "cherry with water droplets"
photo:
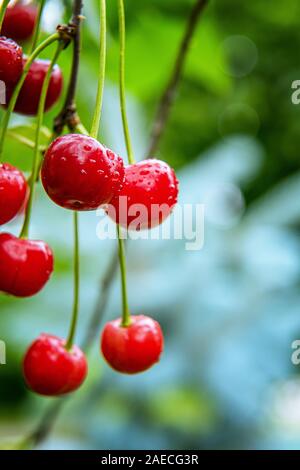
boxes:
[0,233,54,297]
[1,2,38,42]
[6,58,63,116]
[0,36,23,85]
[0,163,27,225]
[23,334,88,396]
[101,315,164,374]
[16,184,30,217]
[41,134,125,211]
[108,159,179,230]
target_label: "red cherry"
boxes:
[0,233,53,297]
[23,334,88,396]
[0,36,23,85]
[41,134,125,211]
[108,159,179,230]
[1,3,38,42]
[6,58,63,116]
[0,163,27,225]
[101,315,164,374]
[16,184,30,217]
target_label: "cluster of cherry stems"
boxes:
[0,0,179,396]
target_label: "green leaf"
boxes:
[185,19,232,95]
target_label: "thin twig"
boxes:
[25,400,65,448]
[25,0,208,449]
[146,0,208,158]
[53,0,84,135]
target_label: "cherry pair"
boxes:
[0,2,62,116]
[22,315,163,397]
[5,57,63,116]
[0,35,63,116]
[41,134,179,228]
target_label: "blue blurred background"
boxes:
[1,0,300,450]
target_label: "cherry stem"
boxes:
[65,211,80,350]
[30,0,46,53]
[0,32,60,162]
[117,225,131,327]
[0,0,9,31]
[90,0,106,139]
[76,122,89,135]
[116,0,134,328]
[20,39,64,239]
[118,0,135,165]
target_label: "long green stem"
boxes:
[0,0,9,31]
[117,225,131,327]
[65,212,80,350]
[63,0,84,351]
[90,0,106,139]
[30,0,47,53]
[118,0,134,164]
[20,40,63,239]
[0,32,60,161]
[116,0,134,327]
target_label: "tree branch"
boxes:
[146,0,208,158]
[24,400,65,448]
[53,0,84,135]
[24,0,208,449]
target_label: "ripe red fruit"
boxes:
[16,184,30,217]
[0,36,23,85]
[101,315,164,374]
[108,159,179,230]
[41,134,125,211]
[0,233,53,297]
[1,3,38,42]
[6,58,63,116]
[0,163,27,225]
[23,334,88,396]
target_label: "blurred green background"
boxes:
[1,0,300,450]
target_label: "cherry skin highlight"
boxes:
[6,58,63,116]
[101,315,164,374]
[0,233,54,297]
[0,37,23,85]
[41,134,125,211]
[0,163,27,225]
[23,334,88,396]
[108,159,179,230]
[1,3,38,42]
